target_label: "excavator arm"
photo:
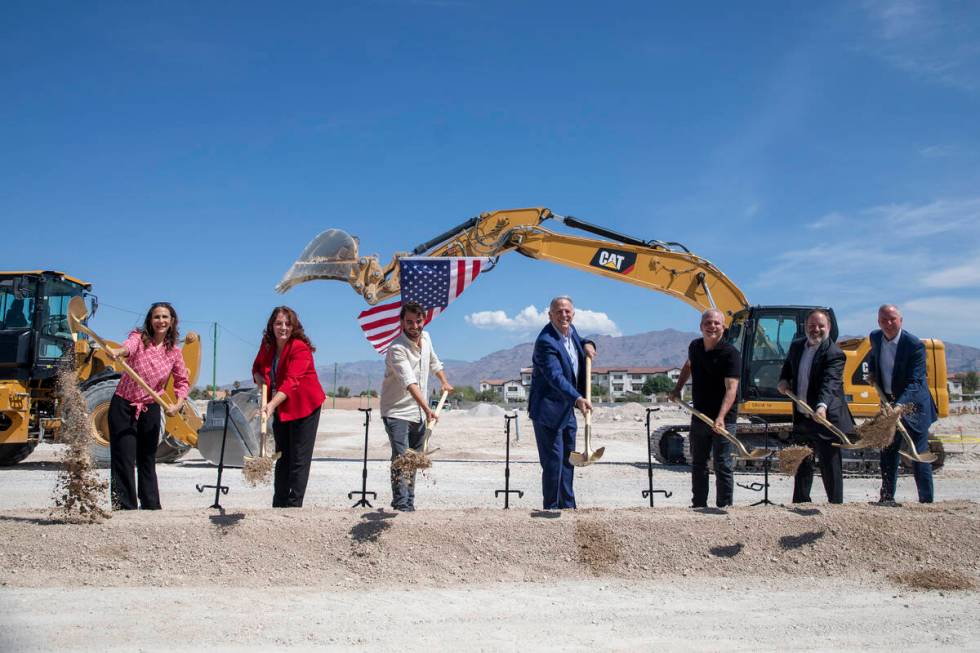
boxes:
[277,207,749,322]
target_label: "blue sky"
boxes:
[3,1,979,385]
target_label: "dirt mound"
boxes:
[593,402,648,423]
[890,569,976,591]
[2,502,978,590]
[465,403,508,417]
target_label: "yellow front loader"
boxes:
[0,271,202,465]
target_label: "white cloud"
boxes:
[465,305,621,336]
[863,198,980,237]
[860,1,980,92]
[806,211,847,230]
[919,144,956,158]
[922,260,980,289]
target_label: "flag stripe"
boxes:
[356,256,490,355]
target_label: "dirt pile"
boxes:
[465,403,507,418]
[51,358,110,523]
[2,502,978,591]
[391,449,432,485]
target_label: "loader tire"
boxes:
[81,378,172,465]
[0,442,38,466]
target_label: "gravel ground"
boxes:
[1,407,978,651]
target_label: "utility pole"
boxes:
[211,321,218,399]
[333,362,338,409]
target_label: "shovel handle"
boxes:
[783,390,856,447]
[584,355,592,428]
[259,384,268,457]
[70,319,177,413]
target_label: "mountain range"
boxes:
[230,329,978,394]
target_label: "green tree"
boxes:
[337,385,351,398]
[451,385,478,402]
[963,371,979,394]
[642,375,674,396]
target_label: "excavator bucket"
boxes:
[276,228,361,293]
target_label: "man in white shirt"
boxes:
[380,301,453,511]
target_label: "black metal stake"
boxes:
[196,399,230,509]
[737,426,775,507]
[495,413,524,508]
[643,407,672,506]
[348,407,377,508]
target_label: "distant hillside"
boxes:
[227,331,980,392]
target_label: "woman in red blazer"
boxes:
[252,306,326,507]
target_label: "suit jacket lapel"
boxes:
[893,331,910,390]
[547,323,575,381]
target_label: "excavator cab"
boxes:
[727,306,838,405]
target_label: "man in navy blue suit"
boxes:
[528,296,596,510]
[868,304,938,504]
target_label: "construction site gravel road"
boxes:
[2,405,979,651]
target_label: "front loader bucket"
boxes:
[276,228,361,293]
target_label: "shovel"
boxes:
[671,397,769,461]
[67,297,200,445]
[570,357,605,467]
[244,384,281,467]
[871,383,937,464]
[418,390,449,455]
[782,390,864,450]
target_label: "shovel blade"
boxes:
[569,451,589,467]
[276,228,361,293]
[899,450,937,464]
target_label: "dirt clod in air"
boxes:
[889,569,976,591]
[856,405,905,449]
[777,445,813,476]
[574,519,620,574]
[51,357,110,523]
[391,449,432,486]
[242,456,275,486]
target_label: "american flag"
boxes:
[357,256,491,355]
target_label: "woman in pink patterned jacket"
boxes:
[106,302,190,510]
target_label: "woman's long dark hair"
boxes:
[141,302,180,350]
[262,306,315,352]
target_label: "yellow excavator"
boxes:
[0,271,202,466]
[277,207,949,472]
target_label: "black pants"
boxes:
[272,407,320,508]
[689,420,735,508]
[793,434,843,504]
[108,395,162,510]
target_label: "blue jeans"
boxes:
[689,420,735,508]
[532,419,577,510]
[382,417,426,509]
[880,418,934,503]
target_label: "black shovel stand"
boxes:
[196,399,230,510]
[737,425,775,507]
[495,413,524,508]
[348,407,377,508]
[643,407,672,506]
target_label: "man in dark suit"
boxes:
[868,304,937,504]
[778,309,855,504]
[528,296,596,510]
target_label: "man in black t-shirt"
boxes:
[670,308,741,508]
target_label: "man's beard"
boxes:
[807,334,827,346]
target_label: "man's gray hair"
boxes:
[700,308,724,323]
[878,303,901,315]
[549,296,574,311]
